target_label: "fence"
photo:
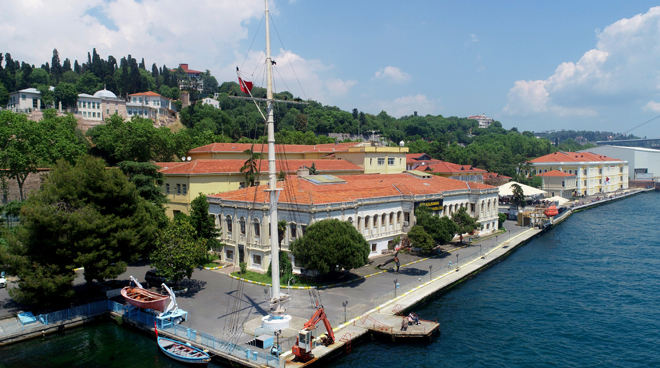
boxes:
[38,300,108,325]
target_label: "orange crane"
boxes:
[292,308,335,362]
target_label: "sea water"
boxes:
[333,192,660,368]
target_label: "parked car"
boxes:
[144,270,170,288]
[0,275,6,288]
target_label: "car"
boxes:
[0,276,6,288]
[144,270,169,288]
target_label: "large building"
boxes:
[537,170,577,199]
[528,151,628,196]
[5,88,178,129]
[187,142,409,174]
[173,64,204,92]
[156,159,363,217]
[579,146,660,181]
[207,171,499,273]
[467,114,495,129]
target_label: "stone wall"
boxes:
[1,169,50,204]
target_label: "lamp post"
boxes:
[288,277,294,289]
[429,265,433,281]
[274,329,282,357]
[394,279,398,298]
[342,301,348,323]
[456,253,459,271]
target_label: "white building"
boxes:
[127,91,178,124]
[207,171,499,273]
[580,146,660,181]
[6,87,55,112]
[76,94,103,122]
[468,114,495,129]
[200,97,220,109]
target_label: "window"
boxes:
[371,244,377,252]
[92,112,96,118]
[115,109,118,114]
[253,254,262,266]
[83,101,86,108]
[176,184,181,195]
[404,212,410,223]
[226,250,234,260]
[166,183,170,194]
[83,112,87,117]
[240,217,246,235]
[290,223,297,239]
[182,184,187,195]
[21,94,26,100]
[562,181,565,187]
[470,203,475,212]
[301,225,307,236]
[583,180,587,186]
[33,99,38,109]
[226,216,232,233]
[378,158,385,166]
[599,168,602,174]
[253,220,260,237]
[388,158,394,165]
[173,210,180,216]
[107,109,109,114]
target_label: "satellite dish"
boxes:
[187,156,192,161]
[181,156,186,162]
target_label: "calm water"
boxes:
[333,191,660,368]
[1,192,658,368]
[0,322,222,368]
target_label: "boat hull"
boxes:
[121,287,169,312]
[158,337,210,365]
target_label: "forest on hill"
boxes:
[0,49,600,179]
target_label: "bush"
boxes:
[239,262,247,274]
[498,213,507,228]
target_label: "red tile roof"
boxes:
[155,159,362,175]
[406,153,442,166]
[537,170,576,177]
[423,161,487,174]
[530,151,622,163]
[210,173,496,205]
[129,91,167,98]
[483,172,512,180]
[188,142,361,155]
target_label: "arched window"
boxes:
[357,216,362,230]
[225,215,232,234]
[365,216,371,230]
[481,201,485,214]
[253,218,260,237]
[381,214,387,228]
[389,212,394,225]
[239,217,246,235]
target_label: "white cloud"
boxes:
[643,100,660,113]
[227,48,356,103]
[0,0,266,83]
[467,34,479,44]
[504,6,660,118]
[371,94,440,118]
[373,66,412,83]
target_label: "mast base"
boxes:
[261,314,292,330]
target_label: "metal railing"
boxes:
[38,300,108,325]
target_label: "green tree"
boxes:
[189,193,221,261]
[289,219,369,275]
[308,162,318,175]
[37,84,54,107]
[29,68,50,86]
[75,71,101,95]
[0,85,8,106]
[150,218,207,285]
[54,82,78,110]
[451,207,480,239]
[240,145,260,187]
[407,225,435,254]
[2,155,158,303]
[511,183,526,209]
[498,213,507,229]
[414,205,458,245]
[117,161,169,231]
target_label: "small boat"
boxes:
[156,322,211,365]
[121,276,169,312]
[544,204,559,217]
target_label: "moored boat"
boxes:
[156,322,210,365]
[121,276,169,312]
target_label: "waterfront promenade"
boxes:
[0,188,652,366]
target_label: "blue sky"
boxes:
[2,0,660,137]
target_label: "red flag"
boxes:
[238,77,253,94]
[154,321,158,337]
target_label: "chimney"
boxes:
[297,166,309,177]
[179,63,189,70]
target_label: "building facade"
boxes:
[537,170,577,199]
[207,172,499,273]
[580,146,660,181]
[468,114,495,129]
[528,151,628,196]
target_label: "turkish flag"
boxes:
[238,77,253,94]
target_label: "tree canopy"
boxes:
[451,207,480,236]
[150,218,207,285]
[414,205,458,245]
[1,155,158,305]
[289,219,369,275]
[407,225,435,254]
[189,193,221,258]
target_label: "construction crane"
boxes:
[292,308,335,362]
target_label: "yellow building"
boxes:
[156,159,363,217]
[186,142,409,175]
[529,151,628,196]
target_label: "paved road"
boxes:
[0,221,530,341]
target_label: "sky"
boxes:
[2,0,660,137]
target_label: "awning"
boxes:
[498,181,547,197]
[545,196,570,205]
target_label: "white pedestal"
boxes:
[261,314,292,330]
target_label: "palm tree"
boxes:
[240,145,260,187]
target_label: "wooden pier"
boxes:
[354,313,440,341]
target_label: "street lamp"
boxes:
[394,279,398,298]
[342,301,348,323]
[273,329,282,357]
[429,265,433,281]
[456,253,459,271]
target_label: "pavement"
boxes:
[0,220,530,343]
